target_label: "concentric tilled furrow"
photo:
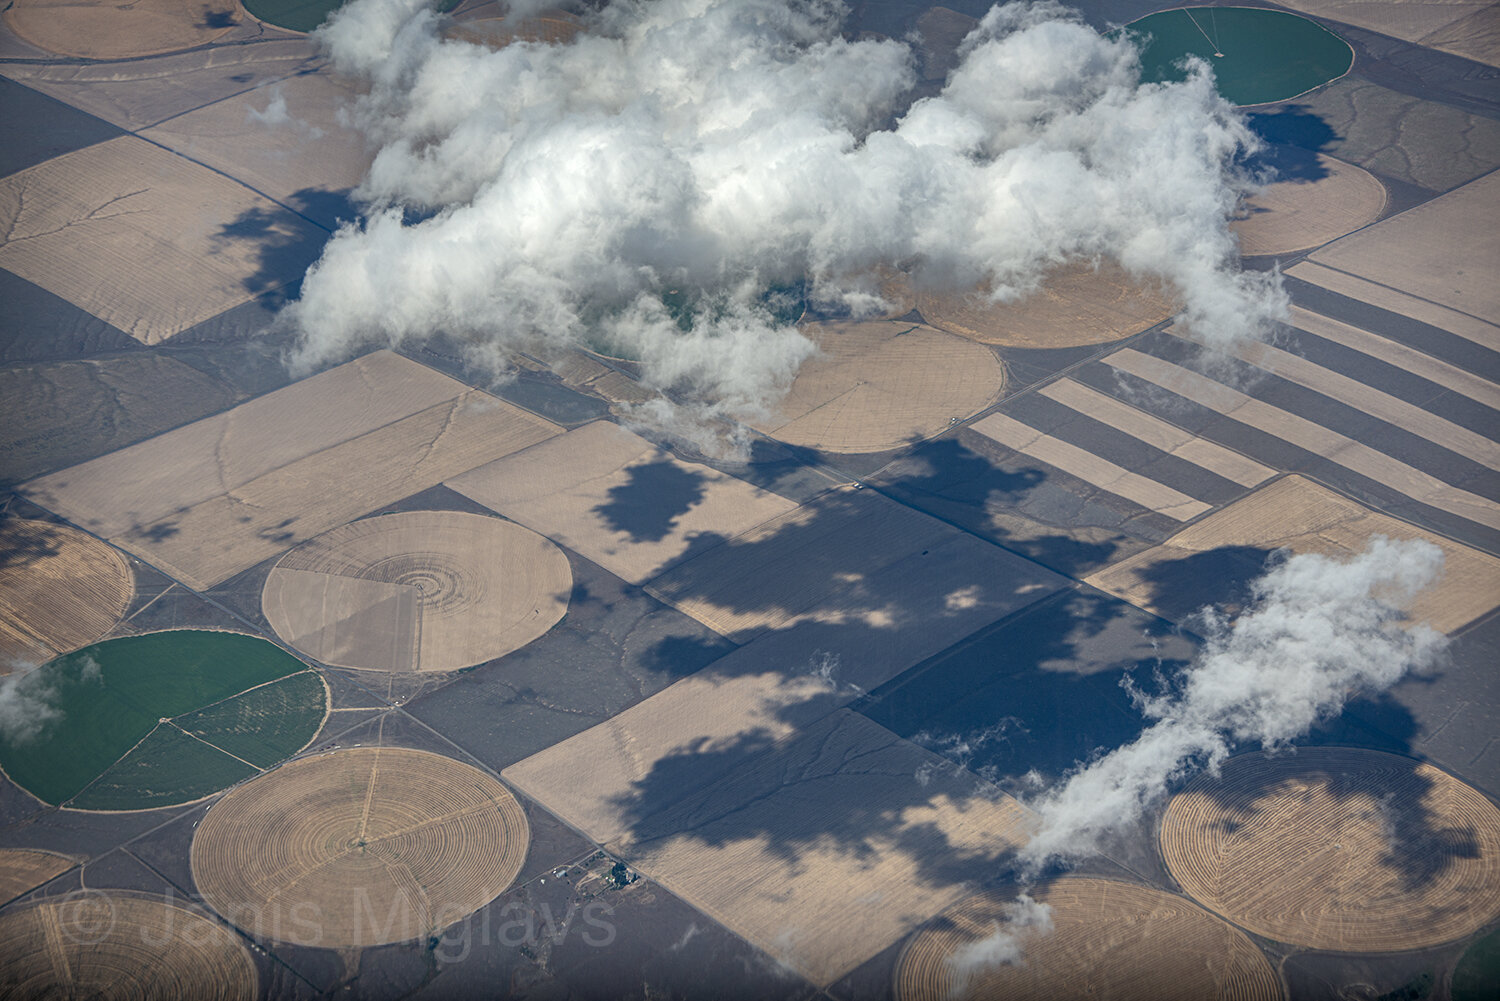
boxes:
[897,879,1281,1001]
[0,895,256,1001]
[192,747,528,948]
[1161,748,1500,951]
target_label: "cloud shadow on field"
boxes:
[0,518,63,570]
[211,193,335,309]
[593,458,709,543]
[1126,544,1277,622]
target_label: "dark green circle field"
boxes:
[0,631,326,812]
[242,0,461,34]
[1128,7,1353,106]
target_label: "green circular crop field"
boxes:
[1128,7,1353,106]
[242,0,460,34]
[0,631,326,811]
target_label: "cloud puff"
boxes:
[944,894,1053,992]
[282,0,1284,423]
[0,654,101,745]
[1018,536,1448,870]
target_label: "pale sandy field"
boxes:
[1085,474,1500,634]
[263,511,571,672]
[1162,748,1500,951]
[141,70,374,228]
[747,320,1006,453]
[1306,171,1500,328]
[0,894,257,1000]
[192,747,530,949]
[4,0,239,59]
[0,136,326,343]
[915,260,1178,348]
[24,351,560,590]
[0,518,133,670]
[448,420,798,585]
[897,879,1282,1001]
[1268,0,1500,65]
[0,849,73,907]
[1233,154,1385,256]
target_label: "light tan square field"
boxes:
[504,531,1064,844]
[1268,0,1492,54]
[0,135,326,343]
[23,351,560,590]
[619,711,1035,987]
[644,484,958,640]
[1,41,321,132]
[141,71,373,227]
[447,420,799,584]
[1086,474,1500,634]
[1306,171,1500,331]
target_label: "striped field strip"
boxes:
[1169,326,1500,471]
[1038,378,1275,488]
[1287,306,1500,412]
[1288,261,1500,351]
[971,412,1212,521]
[1104,349,1500,531]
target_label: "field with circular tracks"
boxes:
[0,893,256,1000]
[897,878,1281,1001]
[0,630,326,811]
[1161,748,1500,952]
[0,518,133,670]
[191,746,529,948]
[263,511,571,673]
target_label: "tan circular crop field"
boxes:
[1234,154,1386,256]
[897,878,1281,1001]
[1161,748,1500,952]
[748,319,1005,453]
[263,511,571,673]
[0,518,133,672]
[0,893,256,1000]
[914,260,1179,349]
[191,746,529,948]
[3,0,238,59]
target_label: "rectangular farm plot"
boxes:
[140,71,372,229]
[24,351,560,590]
[1287,261,1500,350]
[1085,474,1500,634]
[447,420,799,585]
[618,710,1035,987]
[1307,172,1500,331]
[505,531,1064,844]
[0,135,326,343]
[644,484,958,640]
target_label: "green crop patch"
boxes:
[177,672,328,769]
[0,631,326,810]
[70,725,258,812]
[1453,926,1500,1001]
[243,0,458,34]
[1126,7,1353,106]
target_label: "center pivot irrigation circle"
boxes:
[190,747,530,949]
[896,878,1282,1001]
[1160,747,1500,952]
[0,893,257,1000]
[262,510,571,673]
